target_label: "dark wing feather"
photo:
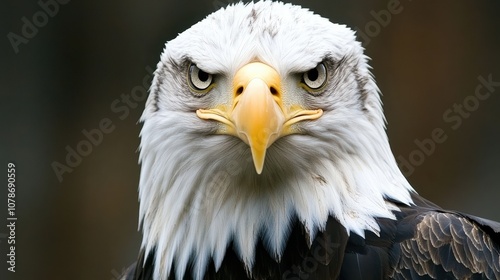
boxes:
[389,195,500,279]
[339,194,500,279]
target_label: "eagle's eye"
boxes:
[302,62,327,91]
[188,64,214,92]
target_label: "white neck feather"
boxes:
[138,107,414,280]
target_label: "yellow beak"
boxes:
[197,62,323,174]
[230,63,285,174]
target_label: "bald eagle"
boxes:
[122,2,500,279]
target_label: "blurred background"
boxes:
[1,0,499,279]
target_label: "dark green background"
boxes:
[2,0,500,279]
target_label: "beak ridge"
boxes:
[231,78,284,174]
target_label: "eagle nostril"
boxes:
[236,86,244,95]
[270,86,278,95]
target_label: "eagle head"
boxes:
[137,1,414,279]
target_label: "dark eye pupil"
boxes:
[198,70,209,82]
[307,68,319,81]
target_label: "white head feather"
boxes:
[138,1,414,279]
